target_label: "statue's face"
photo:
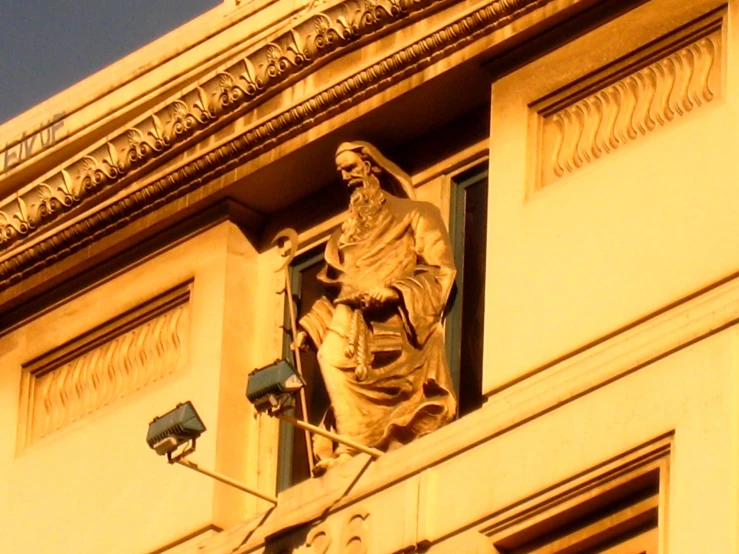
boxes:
[335,150,370,189]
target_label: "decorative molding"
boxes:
[536,13,722,188]
[0,0,451,251]
[482,435,670,550]
[273,506,370,554]
[19,284,190,446]
[0,0,554,292]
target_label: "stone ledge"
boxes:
[189,268,739,552]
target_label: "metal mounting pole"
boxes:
[277,413,383,458]
[177,458,277,504]
[273,228,315,474]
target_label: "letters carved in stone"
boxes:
[275,507,370,554]
[18,284,190,446]
[536,14,722,189]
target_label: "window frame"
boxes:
[446,162,489,416]
[277,245,327,492]
[484,434,672,553]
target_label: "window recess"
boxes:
[277,246,330,492]
[485,435,670,554]
[276,161,490,490]
[447,163,488,416]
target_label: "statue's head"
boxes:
[335,142,415,199]
[335,146,377,191]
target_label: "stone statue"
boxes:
[296,141,457,473]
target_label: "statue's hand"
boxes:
[336,287,399,310]
[335,293,364,308]
[364,286,400,309]
[292,329,310,351]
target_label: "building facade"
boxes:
[0,0,737,552]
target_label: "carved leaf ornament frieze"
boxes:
[0,0,551,291]
[0,0,439,249]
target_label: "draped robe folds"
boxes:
[299,193,458,454]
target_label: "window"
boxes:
[487,436,669,554]
[447,163,488,416]
[277,246,330,491]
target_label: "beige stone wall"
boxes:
[0,222,276,553]
[204,1,739,551]
[1,0,739,552]
[432,327,738,552]
[485,0,737,392]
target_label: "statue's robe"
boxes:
[299,193,457,454]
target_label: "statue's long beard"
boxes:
[341,176,385,244]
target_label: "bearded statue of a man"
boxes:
[296,141,458,473]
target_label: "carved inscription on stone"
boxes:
[536,16,722,188]
[275,507,370,554]
[20,284,190,445]
[1,113,65,174]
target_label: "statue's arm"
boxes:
[389,203,457,345]
[298,296,335,349]
[411,202,457,304]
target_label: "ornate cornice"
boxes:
[0,0,552,290]
[0,0,446,251]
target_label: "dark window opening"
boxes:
[495,469,660,553]
[277,246,330,492]
[447,164,488,417]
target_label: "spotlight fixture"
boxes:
[147,401,277,504]
[147,401,206,462]
[247,360,382,458]
[247,359,306,414]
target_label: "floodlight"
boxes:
[147,401,205,461]
[246,360,382,458]
[247,359,306,414]
[146,401,277,504]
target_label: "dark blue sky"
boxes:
[0,0,220,125]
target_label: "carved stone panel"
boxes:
[535,12,722,189]
[271,506,370,554]
[18,283,191,447]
